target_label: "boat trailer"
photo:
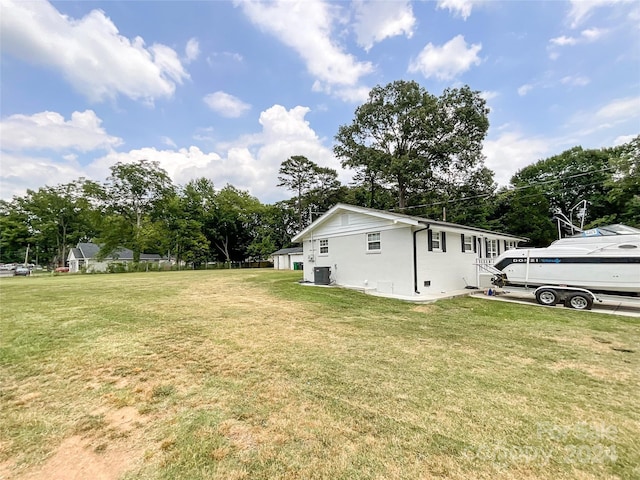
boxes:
[492,273,599,310]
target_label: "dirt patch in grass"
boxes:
[410,304,438,314]
[6,404,147,480]
[13,434,140,480]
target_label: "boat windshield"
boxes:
[574,224,640,237]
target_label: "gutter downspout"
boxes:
[413,224,430,294]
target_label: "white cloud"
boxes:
[483,132,552,186]
[192,127,217,145]
[204,91,251,118]
[0,152,84,199]
[593,96,640,122]
[567,0,632,28]
[549,28,606,52]
[89,147,223,188]
[97,105,344,202]
[560,76,590,87]
[312,81,371,103]
[517,84,534,96]
[480,91,499,102]
[436,0,476,20]
[185,38,200,63]
[0,110,122,152]
[613,134,636,146]
[237,0,373,100]
[0,104,348,203]
[581,27,606,41]
[0,0,189,103]
[160,136,178,148]
[352,0,415,51]
[561,96,640,143]
[549,35,578,47]
[408,35,482,81]
[206,51,244,67]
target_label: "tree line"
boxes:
[1,80,638,267]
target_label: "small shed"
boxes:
[271,247,304,270]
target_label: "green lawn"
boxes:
[1,270,638,479]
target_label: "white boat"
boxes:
[492,224,640,295]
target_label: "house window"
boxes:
[319,239,329,255]
[428,230,446,252]
[462,235,474,253]
[486,239,499,258]
[367,232,381,251]
[431,231,441,250]
[505,240,518,251]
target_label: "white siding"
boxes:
[417,230,477,292]
[296,206,524,297]
[274,254,290,270]
[290,253,304,269]
[274,253,304,270]
[301,213,415,294]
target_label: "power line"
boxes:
[394,165,627,211]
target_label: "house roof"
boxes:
[71,242,162,261]
[271,247,303,256]
[292,203,528,242]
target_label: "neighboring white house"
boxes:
[291,204,527,298]
[271,247,304,270]
[68,242,164,273]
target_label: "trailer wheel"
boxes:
[566,293,593,310]
[536,288,558,306]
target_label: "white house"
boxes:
[271,247,304,270]
[68,242,164,273]
[291,204,527,298]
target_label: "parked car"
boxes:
[54,266,69,273]
[14,266,30,276]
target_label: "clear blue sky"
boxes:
[1,0,638,203]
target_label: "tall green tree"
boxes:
[173,178,217,267]
[422,166,497,228]
[489,186,557,247]
[277,156,345,230]
[277,156,319,229]
[246,203,293,260]
[510,146,611,226]
[603,135,639,226]
[211,185,263,265]
[101,160,174,262]
[14,181,100,266]
[0,199,32,264]
[334,80,490,209]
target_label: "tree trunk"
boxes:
[214,237,231,268]
[397,175,407,209]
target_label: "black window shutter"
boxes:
[442,232,447,252]
[473,236,477,253]
[485,238,489,258]
[428,230,433,251]
[497,239,501,255]
[504,239,507,251]
[461,234,465,252]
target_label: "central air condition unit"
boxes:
[313,266,331,285]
